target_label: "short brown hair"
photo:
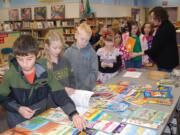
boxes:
[13,35,39,56]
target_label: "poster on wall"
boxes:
[51,5,65,19]
[21,8,32,20]
[34,7,47,20]
[9,9,19,21]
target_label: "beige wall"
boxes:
[0,3,155,24]
[91,4,131,17]
[178,6,180,21]
[0,8,9,21]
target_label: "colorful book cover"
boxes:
[147,98,173,106]
[144,90,173,98]
[89,120,124,133]
[39,108,72,125]
[17,117,50,131]
[106,101,130,112]
[118,107,136,120]
[90,120,126,134]
[72,128,111,135]
[130,98,148,105]
[73,127,98,135]
[115,124,157,135]
[125,37,136,52]
[126,108,169,129]
[157,85,173,91]
[92,92,114,100]
[1,127,32,135]
[34,122,72,135]
[84,109,112,122]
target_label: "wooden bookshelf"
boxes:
[0,17,131,46]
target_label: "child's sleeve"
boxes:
[66,59,76,88]
[83,50,98,90]
[47,70,78,119]
[0,74,21,113]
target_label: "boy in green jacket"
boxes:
[0,35,86,130]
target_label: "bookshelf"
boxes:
[1,19,77,45]
[0,17,132,47]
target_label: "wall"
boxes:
[0,2,144,21]
[143,0,180,21]
[0,0,144,8]
[91,4,131,17]
[143,0,180,7]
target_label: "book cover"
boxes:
[39,108,72,125]
[144,90,173,98]
[126,108,169,129]
[1,127,32,135]
[89,120,126,134]
[17,117,50,131]
[84,109,112,122]
[34,122,71,135]
[115,124,157,135]
[147,98,173,106]
[106,101,130,112]
[125,37,136,52]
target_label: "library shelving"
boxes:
[0,17,132,46]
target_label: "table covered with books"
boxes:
[1,69,180,135]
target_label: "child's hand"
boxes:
[107,63,113,68]
[18,106,35,119]
[72,114,87,131]
[101,62,107,68]
[65,87,75,95]
[129,52,139,58]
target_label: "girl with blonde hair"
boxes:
[42,31,76,95]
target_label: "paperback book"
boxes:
[126,107,169,129]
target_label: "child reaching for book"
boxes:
[125,21,142,68]
[64,23,98,91]
[41,31,75,96]
[97,30,122,83]
[0,35,86,130]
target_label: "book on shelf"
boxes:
[36,22,43,29]
[3,24,12,32]
[56,20,61,27]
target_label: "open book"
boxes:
[70,89,94,115]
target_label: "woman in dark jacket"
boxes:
[134,6,179,72]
